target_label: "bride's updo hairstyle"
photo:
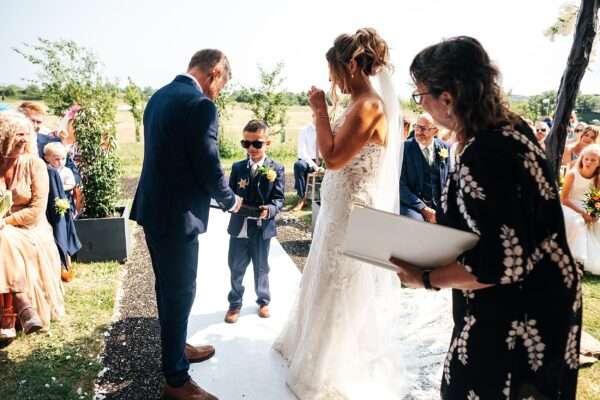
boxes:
[326,28,390,99]
[410,36,518,143]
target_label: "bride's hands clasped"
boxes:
[307,86,327,114]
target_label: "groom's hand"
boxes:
[231,195,243,213]
[259,206,269,220]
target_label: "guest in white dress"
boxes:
[561,144,600,274]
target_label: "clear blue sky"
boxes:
[2,0,599,98]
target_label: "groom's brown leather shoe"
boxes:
[258,305,270,318]
[224,308,240,324]
[185,343,215,364]
[161,378,218,400]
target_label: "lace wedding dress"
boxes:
[274,116,453,399]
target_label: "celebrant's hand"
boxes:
[389,257,424,288]
[308,86,327,115]
[259,206,269,220]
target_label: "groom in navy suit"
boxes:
[130,49,241,400]
[400,113,449,224]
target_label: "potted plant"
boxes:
[17,38,130,262]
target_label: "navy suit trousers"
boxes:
[227,231,271,309]
[144,228,198,387]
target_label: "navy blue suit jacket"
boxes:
[130,75,236,236]
[227,158,285,240]
[46,165,81,266]
[400,137,450,211]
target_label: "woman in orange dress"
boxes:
[0,111,64,347]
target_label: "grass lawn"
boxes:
[579,274,600,398]
[0,262,119,400]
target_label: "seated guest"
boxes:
[18,102,82,186]
[534,120,550,149]
[292,113,322,211]
[43,143,81,282]
[0,111,64,346]
[43,142,76,203]
[400,113,450,223]
[562,125,598,168]
[561,144,600,275]
[18,101,50,136]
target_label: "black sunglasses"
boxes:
[241,140,265,149]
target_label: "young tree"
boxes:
[15,38,121,218]
[124,77,144,143]
[214,88,242,159]
[248,63,290,142]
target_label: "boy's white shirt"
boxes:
[58,165,76,191]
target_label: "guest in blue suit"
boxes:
[225,120,285,324]
[130,49,241,400]
[400,113,450,224]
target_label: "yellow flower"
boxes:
[438,148,449,160]
[54,197,70,216]
[266,169,277,182]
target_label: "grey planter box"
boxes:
[74,205,131,263]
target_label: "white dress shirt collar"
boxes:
[181,72,203,92]
[248,156,267,169]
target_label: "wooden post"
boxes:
[545,0,600,179]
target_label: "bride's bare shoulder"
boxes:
[349,96,384,119]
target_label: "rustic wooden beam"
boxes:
[545,0,599,179]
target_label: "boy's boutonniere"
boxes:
[257,166,277,183]
[55,197,70,216]
[438,148,449,161]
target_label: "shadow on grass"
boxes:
[0,325,109,400]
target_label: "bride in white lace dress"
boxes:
[274,28,452,400]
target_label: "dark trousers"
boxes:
[293,159,315,199]
[227,232,271,310]
[144,228,198,387]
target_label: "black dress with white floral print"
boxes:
[438,124,582,400]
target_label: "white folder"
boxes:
[342,205,479,272]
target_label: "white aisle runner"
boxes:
[187,208,299,399]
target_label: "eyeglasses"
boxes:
[411,91,432,105]
[240,140,265,149]
[414,124,436,132]
[575,129,584,133]
[536,128,547,133]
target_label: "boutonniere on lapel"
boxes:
[438,148,449,161]
[257,166,277,183]
[238,178,249,189]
